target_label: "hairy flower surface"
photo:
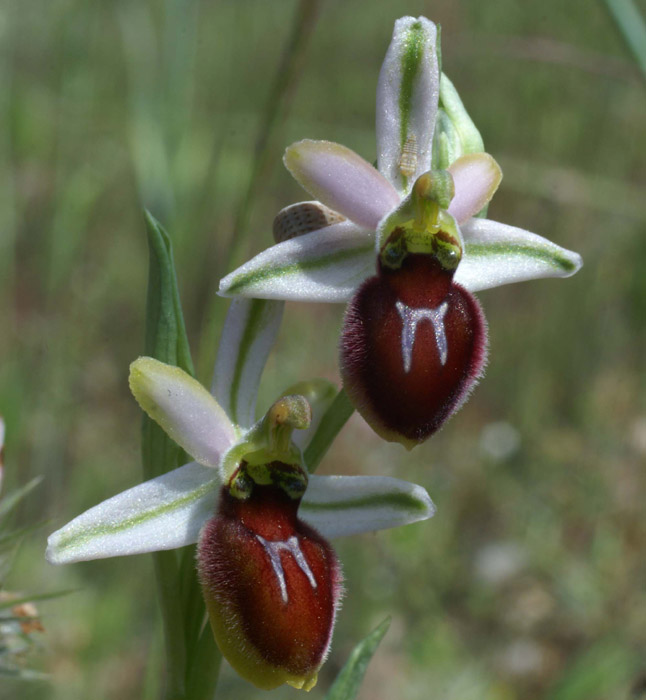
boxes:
[46,298,434,689]
[199,463,343,691]
[219,17,582,448]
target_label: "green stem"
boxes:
[185,621,223,700]
[304,389,355,473]
[152,550,187,700]
[178,544,222,699]
[602,0,646,83]
[224,0,322,271]
[197,0,322,381]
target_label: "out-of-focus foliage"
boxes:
[0,470,48,681]
[1,0,645,699]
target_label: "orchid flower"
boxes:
[218,17,582,449]
[46,298,434,690]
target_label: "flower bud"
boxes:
[198,462,342,691]
[340,239,487,449]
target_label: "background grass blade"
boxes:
[324,618,391,700]
[602,0,646,81]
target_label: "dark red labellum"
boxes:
[198,473,342,690]
[340,253,488,448]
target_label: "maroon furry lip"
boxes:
[198,481,342,690]
[340,254,488,448]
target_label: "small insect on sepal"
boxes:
[273,201,346,243]
[198,461,343,691]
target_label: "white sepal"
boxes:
[376,16,440,193]
[129,358,235,468]
[46,462,220,564]
[456,217,583,292]
[212,298,284,432]
[218,221,375,303]
[300,474,435,538]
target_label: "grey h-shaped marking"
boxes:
[396,300,449,373]
[256,534,318,604]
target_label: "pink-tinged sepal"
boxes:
[198,462,342,691]
[340,253,488,449]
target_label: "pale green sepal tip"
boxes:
[128,357,234,469]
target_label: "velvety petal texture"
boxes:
[219,221,374,303]
[447,153,502,224]
[212,298,284,432]
[284,140,399,229]
[46,462,220,563]
[199,483,342,691]
[129,358,235,468]
[340,255,488,448]
[376,16,440,193]
[455,218,583,292]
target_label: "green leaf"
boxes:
[603,0,646,82]
[325,617,390,700]
[142,210,196,698]
[547,641,636,700]
[141,211,221,700]
[304,389,355,473]
[142,210,195,481]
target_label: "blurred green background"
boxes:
[1,0,645,698]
